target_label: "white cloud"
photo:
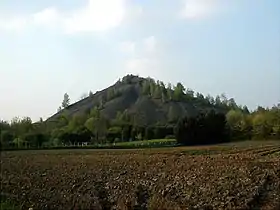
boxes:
[180,0,221,19]
[121,36,162,78]
[0,0,129,34]
[63,0,126,34]
[0,17,28,31]
[32,8,60,26]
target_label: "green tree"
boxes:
[62,93,70,108]
[141,80,151,95]
[68,113,88,132]
[215,96,222,106]
[106,88,115,101]
[226,110,252,140]
[144,126,154,140]
[85,110,108,144]
[0,130,13,148]
[228,98,238,110]
[167,83,173,100]
[186,88,194,98]
[252,113,271,139]
[149,81,156,97]
[168,106,178,123]
[153,85,162,99]
[89,91,93,97]
[242,105,250,114]
[173,83,185,101]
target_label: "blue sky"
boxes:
[0,0,279,122]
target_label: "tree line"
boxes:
[1,75,279,149]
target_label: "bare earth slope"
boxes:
[1,141,280,210]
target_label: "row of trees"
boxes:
[226,105,280,140]
[138,76,245,113]
[58,75,248,116]
[1,75,279,149]
[1,104,279,149]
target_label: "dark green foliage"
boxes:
[173,82,185,101]
[23,132,48,148]
[153,126,174,139]
[175,110,230,145]
[61,93,70,108]
[144,126,154,140]
[167,106,178,123]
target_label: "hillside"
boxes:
[47,75,227,126]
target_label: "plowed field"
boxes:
[1,141,280,210]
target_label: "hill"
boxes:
[47,75,230,127]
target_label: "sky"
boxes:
[0,0,279,122]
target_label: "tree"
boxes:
[173,83,185,101]
[215,96,222,106]
[80,93,88,100]
[175,111,229,145]
[106,88,115,101]
[205,95,215,105]
[107,126,122,143]
[252,113,271,139]
[62,93,70,108]
[221,93,228,105]
[89,91,94,97]
[141,80,151,95]
[153,85,162,99]
[57,106,62,112]
[68,113,88,132]
[1,130,13,148]
[242,106,250,114]
[167,83,173,100]
[85,110,108,144]
[226,110,252,140]
[149,81,157,97]
[186,88,194,98]
[228,98,238,110]
[167,106,178,123]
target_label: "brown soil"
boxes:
[1,143,280,210]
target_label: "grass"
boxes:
[114,138,176,146]
[2,138,177,151]
[0,201,19,210]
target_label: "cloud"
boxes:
[0,17,28,31]
[121,36,162,78]
[63,0,126,34]
[32,8,60,26]
[0,0,131,34]
[180,0,222,20]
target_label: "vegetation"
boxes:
[1,75,279,150]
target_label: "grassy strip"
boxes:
[1,139,177,151]
[0,201,19,210]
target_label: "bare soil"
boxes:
[1,141,280,210]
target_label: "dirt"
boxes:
[1,143,280,210]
